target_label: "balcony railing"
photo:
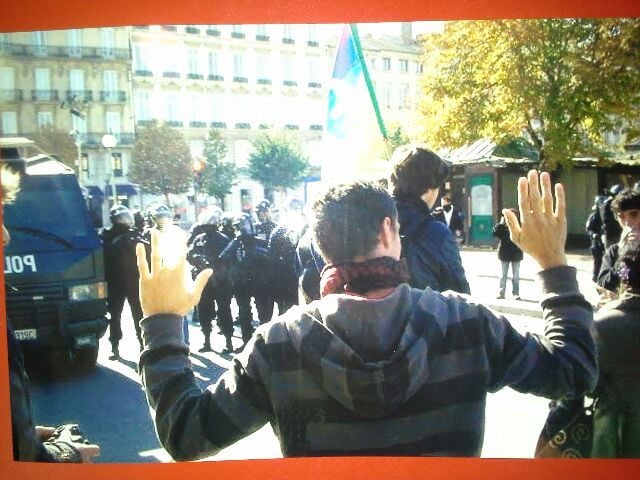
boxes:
[307,40,319,47]
[161,25,178,32]
[259,123,271,129]
[100,90,127,102]
[233,76,248,83]
[283,80,297,87]
[135,69,153,77]
[186,73,204,80]
[310,124,323,131]
[31,90,59,101]
[208,74,224,81]
[256,35,270,42]
[257,78,272,85]
[1,43,129,60]
[235,122,251,129]
[210,121,226,129]
[308,82,322,88]
[231,32,246,39]
[282,38,295,44]
[162,71,181,78]
[185,26,200,34]
[0,89,24,101]
[81,132,136,146]
[206,29,220,36]
[190,121,207,128]
[166,120,184,127]
[285,124,299,130]
[66,90,93,102]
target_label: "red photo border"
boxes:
[1,0,639,478]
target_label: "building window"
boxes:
[257,55,270,81]
[106,111,121,138]
[133,44,151,72]
[283,57,294,82]
[398,84,410,109]
[69,69,85,99]
[71,112,86,134]
[370,58,377,70]
[1,111,18,134]
[256,24,269,41]
[210,94,226,125]
[31,31,47,56]
[187,48,202,78]
[283,25,294,43]
[68,29,82,57]
[231,25,245,39]
[208,51,220,78]
[233,54,246,80]
[380,84,391,108]
[101,28,116,58]
[34,67,51,100]
[0,66,16,95]
[112,152,123,177]
[102,70,118,102]
[37,111,53,128]
[382,58,391,71]
[399,59,409,73]
[166,93,181,122]
[415,61,423,74]
[135,91,151,121]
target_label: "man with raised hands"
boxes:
[136,170,596,459]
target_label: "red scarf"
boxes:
[320,256,410,297]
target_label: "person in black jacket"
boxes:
[389,145,470,294]
[493,209,524,300]
[586,195,605,283]
[100,204,147,359]
[600,184,624,249]
[219,213,271,348]
[186,206,233,353]
[432,193,465,245]
[254,199,276,242]
[3,165,100,462]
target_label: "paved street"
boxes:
[27,247,599,462]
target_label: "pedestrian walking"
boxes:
[586,196,605,283]
[493,209,524,300]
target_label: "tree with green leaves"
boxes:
[418,18,640,169]
[31,125,78,171]
[128,121,193,207]
[200,128,237,210]
[248,133,309,198]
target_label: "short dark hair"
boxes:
[389,145,451,200]
[1,164,21,205]
[311,181,397,264]
[615,237,640,292]
[612,188,640,213]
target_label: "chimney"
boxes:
[401,22,412,44]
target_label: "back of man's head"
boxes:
[311,181,396,265]
[389,145,450,200]
[612,188,640,213]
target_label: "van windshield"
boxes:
[4,174,98,249]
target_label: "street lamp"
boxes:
[101,133,117,207]
[192,158,206,220]
[69,129,83,187]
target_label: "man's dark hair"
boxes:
[311,181,397,264]
[1,164,21,205]
[612,188,640,213]
[616,237,640,293]
[389,145,451,200]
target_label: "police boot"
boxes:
[223,337,234,354]
[109,341,120,360]
[198,335,212,353]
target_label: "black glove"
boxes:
[45,424,91,463]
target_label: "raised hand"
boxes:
[503,170,567,270]
[136,229,212,317]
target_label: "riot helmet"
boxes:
[150,204,172,230]
[634,181,640,192]
[109,204,133,227]
[198,206,223,226]
[609,184,624,197]
[130,208,145,231]
[255,199,272,222]
[232,212,255,236]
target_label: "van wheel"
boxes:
[73,345,99,370]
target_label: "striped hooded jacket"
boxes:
[139,265,596,460]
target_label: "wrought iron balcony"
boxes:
[233,76,249,83]
[257,78,272,85]
[310,124,323,131]
[162,71,181,78]
[66,90,93,102]
[190,121,207,128]
[99,90,127,102]
[210,121,226,129]
[166,120,184,127]
[135,69,153,77]
[231,32,246,39]
[0,89,23,101]
[186,73,204,80]
[285,124,300,130]
[31,90,59,101]
[308,82,322,88]
[206,29,220,36]
[208,74,224,81]
[283,80,298,87]
[235,122,251,129]
[185,26,200,34]
[256,35,270,42]
[282,38,295,44]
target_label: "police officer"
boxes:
[586,195,605,283]
[100,204,147,359]
[600,184,624,249]
[219,213,271,349]
[265,223,299,316]
[254,199,276,242]
[220,212,236,240]
[186,207,233,353]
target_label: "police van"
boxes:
[2,137,108,369]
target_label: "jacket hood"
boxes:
[284,284,445,419]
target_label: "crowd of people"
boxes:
[4,145,640,461]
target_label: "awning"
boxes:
[104,184,139,196]
[86,185,104,197]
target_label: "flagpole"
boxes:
[349,24,389,153]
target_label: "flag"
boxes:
[321,24,388,183]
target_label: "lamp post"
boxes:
[192,158,205,221]
[69,129,83,187]
[101,133,117,207]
